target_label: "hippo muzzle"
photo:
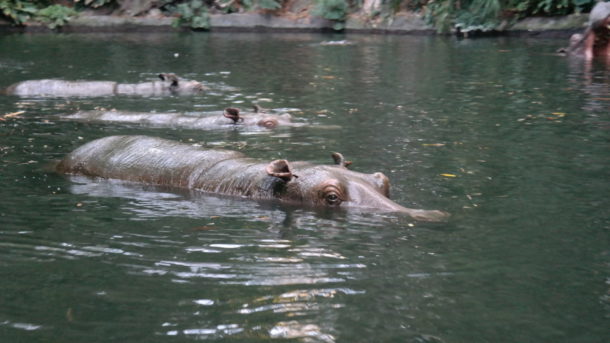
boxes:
[282,164,448,221]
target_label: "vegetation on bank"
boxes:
[0,0,600,31]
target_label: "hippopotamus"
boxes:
[562,1,610,59]
[56,135,449,221]
[2,73,204,97]
[61,107,298,130]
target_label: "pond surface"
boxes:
[0,32,608,343]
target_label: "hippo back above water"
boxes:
[61,107,299,131]
[3,73,204,97]
[57,135,449,221]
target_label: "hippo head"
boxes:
[266,154,449,221]
[158,73,205,94]
[223,107,294,129]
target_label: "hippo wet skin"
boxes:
[3,73,204,97]
[563,1,610,59]
[56,136,448,221]
[62,107,296,130]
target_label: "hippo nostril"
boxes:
[258,118,278,129]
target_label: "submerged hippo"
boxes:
[3,73,204,97]
[56,135,448,221]
[61,107,297,130]
[562,2,610,59]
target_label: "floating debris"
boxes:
[440,173,457,178]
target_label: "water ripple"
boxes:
[0,320,42,331]
[164,323,244,338]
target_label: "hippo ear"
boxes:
[159,73,179,87]
[331,152,352,168]
[266,159,297,182]
[252,104,267,113]
[223,107,242,124]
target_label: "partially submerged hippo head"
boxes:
[559,2,610,57]
[61,106,296,131]
[156,73,205,95]
[266,154,448,221]
[223,107,292,129]
[57,136,448,221]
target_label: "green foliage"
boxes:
[424,0,597,33]
[215,0,240,13]
[166,0,283,28]
[454,0,503,32]
[74,0,116,9]
[36,4,78,28]
[171,0,210,29]
[255,0,282,10]
[204,0,283,14]
[518,0,596,15]
[387,0,428,12]
[423,0,454,33]
[313,0,348,20]
[313,0,348,30]
[0,1,79,28]
[531,0,594,15]
[0,0,38,25]
[0,0,599,32]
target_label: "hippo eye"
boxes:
[317,181,345,207]
[325,192,342,206]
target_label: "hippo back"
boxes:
[57,136,245,188]
[6,80,117,97]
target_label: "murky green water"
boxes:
[0,32,608,342]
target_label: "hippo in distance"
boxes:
[3,73,204,97]
[61,107,298,130]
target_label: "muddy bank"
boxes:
[0,10,588,37]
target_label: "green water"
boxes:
[0,32,608,343]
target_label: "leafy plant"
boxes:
[214,0,241,13]
[74,0,116,9]
[210,0,282,13]
[424,0,597,34]
[172,0,210,29]
[531,0,595,15]
[455,0,503,32]
[423,0,454,33]
[0,0,38,25]
[36,4,78,29]
[252,0,282,10]
[313,0,349,30]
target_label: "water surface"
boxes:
[0,32,608,342]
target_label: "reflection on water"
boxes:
[566,55,610,117]
[0,32,608,343]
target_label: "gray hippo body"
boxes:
[57,135,448,221]
[61,108,297,130]
[3,73,204,97]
